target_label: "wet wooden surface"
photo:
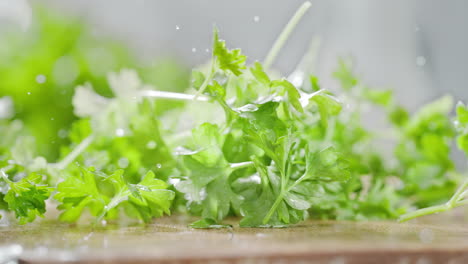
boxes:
[1,214,468,264]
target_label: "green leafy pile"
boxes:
[1,2,467,227]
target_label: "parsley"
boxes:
[1,1,468,227]
[55,166,174,223]
[1,171,52,224]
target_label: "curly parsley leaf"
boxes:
[213,28,247,76]
[250,62,270,85]
[54,167,108,222]
[108,170,175,222]
[2,171,52,224]
[455,101,468,154]
[333,58,358,91]
[55,167,174,223]
[271,79,304,113]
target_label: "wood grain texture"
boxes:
[1,215,468,264]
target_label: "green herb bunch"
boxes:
[0,2,466,227]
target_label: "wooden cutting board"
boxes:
[1,214,468,264]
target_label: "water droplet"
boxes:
[156,163,162,169]
[27,92,31,95]
[115,128,125,137]
[101,220,107,226]
[191,47,197,53]
[146,140,157,149]
[35,74,46,84]
[236,104,259,112]
[58,129,68,138]
[175,25,180,30]
[50,117,55,121]
[416,56,426,66]
[253,16,260,22]
[136,185,151,192]
[118,157,129,168]
[205,48,210,53]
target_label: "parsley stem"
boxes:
[229,161,254,170]
[96,193,128,223]
[399,178,468,222]
[140,90,210,102]
[263,192,285,224]
[321,117,336,149]
[398,203,450,222]
[51,134,95,170]
[263,1,312,70]
[0,169,12,184]
[299,89,324,107]
[448,178,468,204]
[194,59,217,100]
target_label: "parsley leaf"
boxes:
[54,167,108,222]
[174,123,242,223]
[55,166,174,223]
[2,171,52,224]
[308,90,342,127]
[213,28,247,76]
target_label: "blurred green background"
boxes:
[0,6,190,160]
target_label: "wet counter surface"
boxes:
[1,215,468,264]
